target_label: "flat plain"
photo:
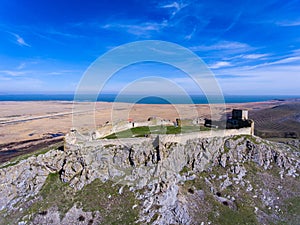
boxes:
[0,99,299,162]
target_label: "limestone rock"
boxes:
[0,134,299,224]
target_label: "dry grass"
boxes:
[250,103,300,138]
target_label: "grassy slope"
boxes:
[0,173,139,225]
[180,161,300,225]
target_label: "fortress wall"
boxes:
[159,127,252,145]
[95,125,113,138]
[134,120,173,127]
[85,137,152,148]
[96,122,132,138]
[96,120,174,138]
[134,121,150,127]
[93,127,251,146]
[112,122,132,133]
[72,127,252,149]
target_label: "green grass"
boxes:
[228,135,261,146]
[103,125,211,139]
[76,179,139,224]
[27,173,75,218]
[181,168,259,225]
[285,196,300,215]
[2,173,140,224]
[180,165,191,175]
[183,159,300,225]
[223,142,230,153]
[209,203,257,225]
[279,196,300,225]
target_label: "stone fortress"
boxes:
[67,109,254,147]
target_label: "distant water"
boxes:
[0,94,299,104]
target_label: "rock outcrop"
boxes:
[0,133,299,224]
[0,149,66,212]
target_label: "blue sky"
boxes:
[0,0,299,95]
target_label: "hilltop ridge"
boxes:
[0,132,299,224]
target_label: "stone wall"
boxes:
[94,118,174,139]
[83,137,152,148]
[70,127,253,149]
[158,127,253,145]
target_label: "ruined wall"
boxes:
[95,119,173,138]
[159,127,252,145]
[84,137,152,148]
[86,127,253,148]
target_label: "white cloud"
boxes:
[184,27,196,40]
[46,28,84,38]
[210,61,231,69]
[0,70,29,76]
[214,63,300,95]
[292,49,300,54]
[47,70,79,76]
[190,41,251,52]
[244,56,300,70]
[17,63,26,70]
[241,54,269,59]
[102,21,168,37]
[11,33,31,47]
[271,56,300,65]
[160,1,189,17]
[276,20,300,27]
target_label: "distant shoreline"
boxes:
[0,94,299,104]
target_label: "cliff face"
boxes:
[0,134,299,225]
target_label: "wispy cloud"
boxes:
[46,28,84,38]
[159,1,189,17]
[214,62,300,95]
[190,41,251,52]
[269,56,300,65]
[0,70,29,76]
[222,53,270,62]
[276,19,300,27]
[184,26,197,40]
[212,56,299,78]
[240,54,269,59]
[10,32,31,47]
[209,61,231,69]
[47,70,80,76]
[243,56,300,70]
[223,9,243,33]
[17,63,26,70]
[102,20,168,37]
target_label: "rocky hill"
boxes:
[0,134,299,225]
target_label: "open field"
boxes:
[249,102,300,139]
[0,99,299,162]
